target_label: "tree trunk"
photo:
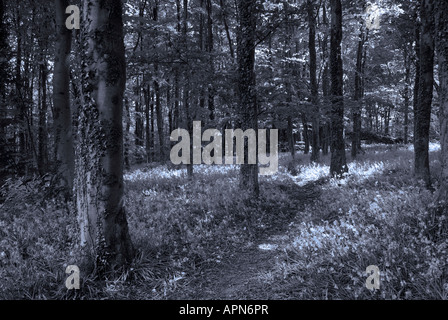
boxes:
[154,71,164,161]
[329,0,347,176]
[321,1,330,156]
[413,11,420,143]
[150,87,155,161]
[183,0,194,178]
[145,84,152,163]
[220,0,234,60]
[352,28,365,159]
[434,0,448,203]
[414,0,434,188]
[237,0,259,196]
[135,77,144,147]
[53,0,75,197]
[124,97,131,169]
[153,3,165,161]
[308,0,319,163]
[206,0,215,122]
[301,113,310,154]
[37,61,48,175]
[15,11,27,175]
[287,115,295,158]
[76,0,134,274]
[403,49,410,145]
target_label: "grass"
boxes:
[0,142,447,299]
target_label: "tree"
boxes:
[0,0,11,183]
[76,0,134,274]
[434,0,448,205]
[308,0,319,163]
[53,0,75,197]
[414,0,434,188]
[351,26,367,159]
[329,0,347,176]
[237,0,258,196]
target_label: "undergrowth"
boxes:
[266,144,448,299]
[0,143,446,299]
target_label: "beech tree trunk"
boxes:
[53,0,75,197]
[403,49,410,145]
[76,0,134,274]
[321,2,330,156]
[329,0,347,176]
[308,0,319,163]
[414,0,434,188]
[352,28,365,159]
[237,0,259,196]
[435,0,448,204]
[37,60,48,175]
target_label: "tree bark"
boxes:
[329,0,347,176]
[301,113,310,154]
[37,60,48,175]
[308,0,319,163]
[53,0,75,197]
[351,28,365,159]
[153,3,165,161]
[76,0,134,274]
[403,49,410,145]
[414,0,434,188]
[206,0,215,122]
[220,0,234,59]
[434,0,448,203]
[145,84,152,163]
[237,0,259,196]
[135,76,144,147]
[321,2,330,156]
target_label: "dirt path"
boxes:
[177,180,322,300]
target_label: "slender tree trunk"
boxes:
[329,0,347,176]
[15,11,26,174]
[124,97,131,169]
[150,87,155,161]
[135,76,144,147]
[352,28,364,159]
[37,61,48,175]
[167,81,173,134]
[145,84,151,163]
[182,0,194,178]
[76,0,134,274]
[413,13,421,143]
[0,0,7,182]
[287,115,295,158]
[301,113,310,154]
[434,0,448,207]
[152,3,165,161]
[403,49,410,145]
[220,0,234,60]
[414,0,434,188]
[53,0,75,196]
[237,0,258,196]
[321,1,330,156]
[308,0,319,163]
[154,70,164,161]
[206,0,215,122]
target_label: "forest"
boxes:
[0,0,448,301]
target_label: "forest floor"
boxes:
[1,143,448,300]
[171,180,323,299]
